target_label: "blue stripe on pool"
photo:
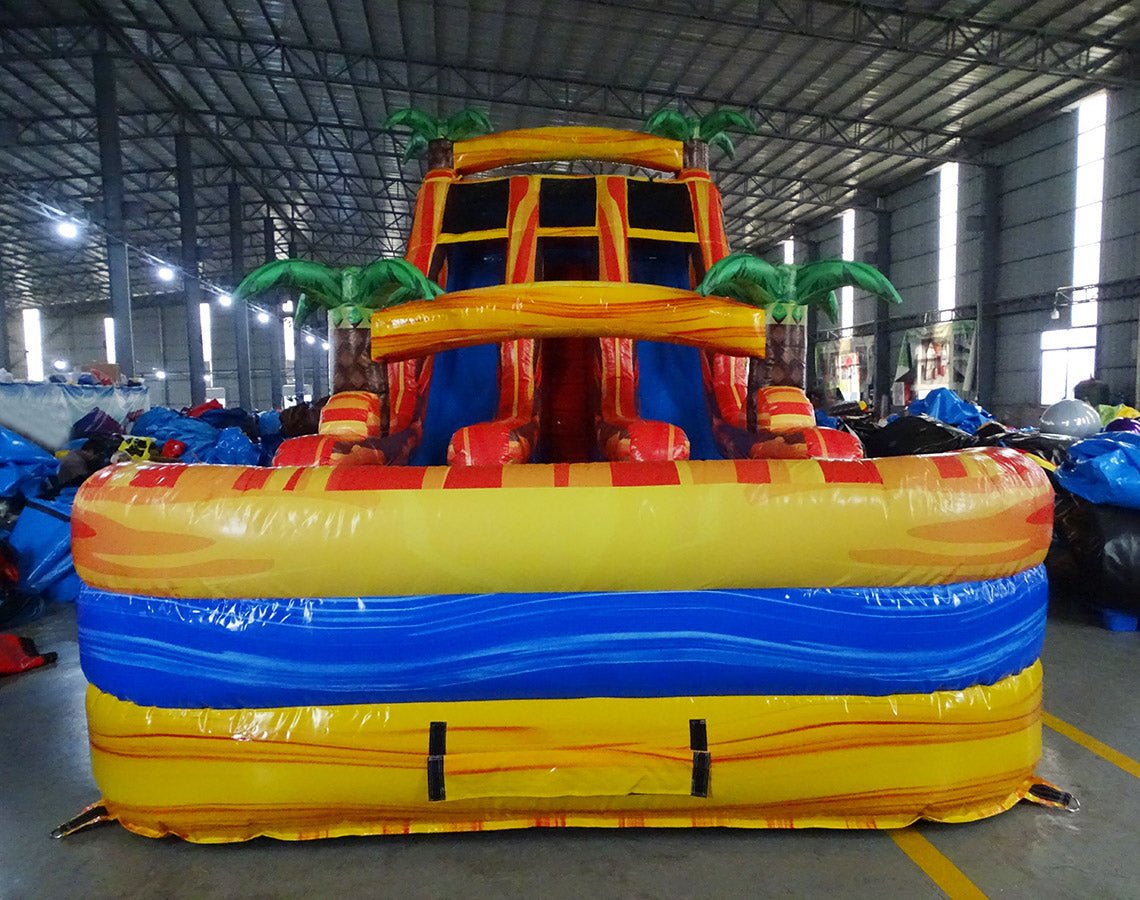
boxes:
[77,566,1047,708]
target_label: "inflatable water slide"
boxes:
[69,125,1058,841]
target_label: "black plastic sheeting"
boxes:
[1053,490,1140,614]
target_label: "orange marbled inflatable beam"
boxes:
[71,448,1052,599]
[370,281,766,361]
[452,127,684,174]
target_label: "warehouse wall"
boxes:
[1098,87,1140,397]
[3,299,326,412]
[809,86,1140,420]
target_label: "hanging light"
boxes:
[55,219,80,240]
[256,310,270,324]
[217,293,233,307]
[156,265,176,282]
[52,358,68,371]
[305,334,316,345]
[321,341,330,351]
[154,370,167,380]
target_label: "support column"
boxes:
[157,303,171,407]
[976,165,1002,407]
[286,235,303,405]
[874,204,894,413]
[804,239,821,388]
[293,318,306,403]
[263,215,284,409]
[311,320,327,398]
[0,258,10,371]
[176,132,206,406]
[228,183,254,410]
[290,233,305,403]
[94,51,135,377]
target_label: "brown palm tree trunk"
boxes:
[428,138,454,170]
[683,140,709,170]
[332,326,390,434]
[763,321,808,388]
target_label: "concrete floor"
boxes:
[1,597,1137,899]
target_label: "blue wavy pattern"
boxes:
[77,566,1047,708]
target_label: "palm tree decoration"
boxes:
[643,107,756,168]
[233,257,442,397]
[699,252,903,407]
[384,107,494,169]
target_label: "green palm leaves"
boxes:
[233,258,444,328]
[697,252,903,323]
[383,108,494,162]
[643,107,756,158]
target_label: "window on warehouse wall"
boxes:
[1040,92,1106,405]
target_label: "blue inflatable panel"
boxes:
[78,567,1047,709]
[411,344,500,466]
[637,342,722,461]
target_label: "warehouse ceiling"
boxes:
[0,0,1136,309]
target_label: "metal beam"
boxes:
[585,0,1137,88]
[2,10,1132,87]
[109,23,971,162]
[93,50,135,377]
[228,182,253,410]
[175,131,206,405]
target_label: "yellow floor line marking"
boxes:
[890,828,987,900]
[1043,712,1140,779]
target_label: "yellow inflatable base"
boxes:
[87,663,1042,843]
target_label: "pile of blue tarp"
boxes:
[0,427,59,499]
[0,425,79,619]
[907,388,994,434]
[131,407,259,466]
[1056,432,1140,511]
[8,489,80,605]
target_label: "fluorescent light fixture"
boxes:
[256,311,270,324]
[103,316,116,364]
[305,334,316,345]
[22,308,44,381]
[937,162,960,319]
[156,265,176,282]
[782,238,795,265]
[840,209,855,330]
[217,293,233,307]
[281,300,294,313]
[55,219,80,240]
[199,303,213,388]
